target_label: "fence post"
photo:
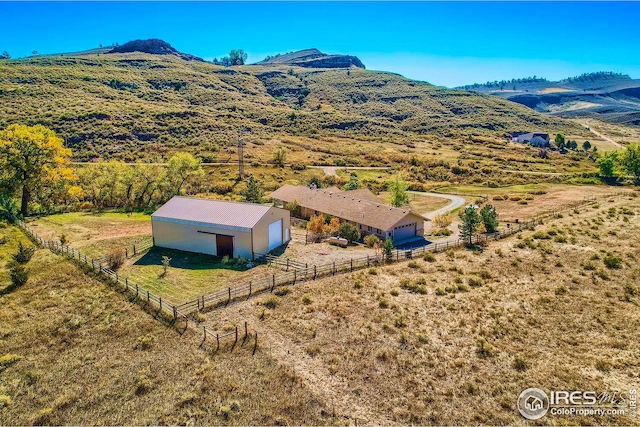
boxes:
[203,326,207,343]
[244,321,248,339]
[254,332,258,355]
[351,259,353,272]
[314,265,317,280]
[271,275,275,292]
[147,290,150,305]
[133,245,136,256]
[159,297,163,311]
[235,326,238,344]
[286,258,289,271]
[135,283,138,298]
[125,248,128,258]
[228,287,231,304]
[248,281,252,298]
[173,306,177,320]
[216,334,220,351]
[293,270,297,285]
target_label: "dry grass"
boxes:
[0,225,329,425]
[201,194,640,425]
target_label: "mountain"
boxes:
[256,48,365,69]
[0,46,582,161]
[459,72,640,126]
[109,39,204,62]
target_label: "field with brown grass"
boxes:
[198,193,640,425]
[0,221,330,426]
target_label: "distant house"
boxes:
[510,132,550,147]
[270,185,426,243]
[151,196,290,260]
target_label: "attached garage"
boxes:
[151,196,291,260]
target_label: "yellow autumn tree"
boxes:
[0,124,71,216]
[322,217,340,235]
[307,214,325,235]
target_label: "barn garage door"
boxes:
[268,219,283,251]
[393,223,416,242]
[216,234,234,258]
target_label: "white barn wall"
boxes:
[151,218,253,259]
[253,208,291,255]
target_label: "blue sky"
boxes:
[1,1,639,87]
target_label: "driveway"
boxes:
[408,191,466,219]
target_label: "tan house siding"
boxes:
[252,207,291,255]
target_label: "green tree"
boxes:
[597,151,618,178]
[0,124,72,216]
[555,133,565,150]
[480,204,499,233]
[272,147,287,167]
[337,222,360,243]
[583,140,592,151]
[621,144,640,180]
[308,177,322,189]
[382,237,395,260]
[228,49,248,66]
[285,200,301,217]
[387,174,409,207]
[1,51,10,60]
[165,152,204,197]
[458,206,482,246]
[241,175,263,203]
[343,174,360,191]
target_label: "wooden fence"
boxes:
[202,321,258,354]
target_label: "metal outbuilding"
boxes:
[151,196,291,260]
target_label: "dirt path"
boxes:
[309,165,391,176]
[579,121,624,148]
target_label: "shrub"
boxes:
[301,293,312,305]
[423,252,436,262]
[106,249,125,270]
[135,368,153,395]
[554,236,568,243]
[364,234,380,248]
[0,394,10,408]
[513,355,528,371]
[624,283,638,297]
[604,254,622,269]
[390,289,399,296]
[407,260,420,269]
[468,277,483,287]
[262,295,279,309]
[337,222,360,243]
[378,297,389,308]
[476,338,496,358]
[274,287,290,296]
[9,265,28,290]
[368,268,377,275]
[432,227,452,236]
[13,242,34,264]
[135,334,156,350]
[555,285,568,295]
[433,213,453,228]
[0,353,21,371]
[435,287,446,296]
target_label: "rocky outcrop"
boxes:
[109,39,204,62]
[256,48,365,69]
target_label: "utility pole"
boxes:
[238,128,247,179]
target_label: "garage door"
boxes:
[268,219,283,251]
[393,223,416,241]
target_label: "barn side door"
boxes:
[216,234,234,258]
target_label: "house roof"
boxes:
[151,196,274,231]
[270,185,426,231]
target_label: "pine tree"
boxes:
[241,175,263,203]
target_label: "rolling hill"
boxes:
[0,41,584,161]
[459,72,640,126]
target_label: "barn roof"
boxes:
[151,196,274,231]
[270,185,426,231]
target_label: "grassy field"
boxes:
[118,247,278,303]
[27,211,282,304]
[201,194,640,425]
[436,184,625,220]
[0,222,329,425]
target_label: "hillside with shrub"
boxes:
[0,47,582,161]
